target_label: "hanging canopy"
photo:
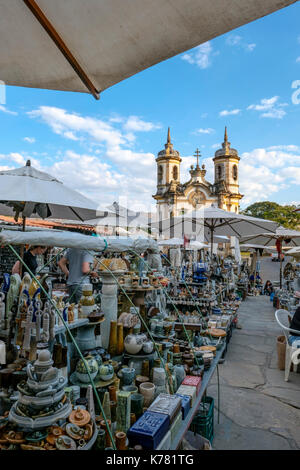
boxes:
[0,160,107,222]
[0,0,296,98]
[0,229,159,253]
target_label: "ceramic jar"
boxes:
[139,382,155,407]
[124,334,144,355]
[121,367,136,386]
[116,323,124,355]
[122,385,138,394]
[130,393,144,419]
[115,431,127,450]
[108,321,118,356]
[99,363,114,382]
[75,355,99,383]
[79,284,95,317]
[173,365,186,389]
[142,340,154,354]
[152,367,166,387]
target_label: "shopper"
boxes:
[264,280,273,296]
[58,248,97,303]
[12,245,47,276]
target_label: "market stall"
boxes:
[0,228,241,451]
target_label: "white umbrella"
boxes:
[213,235,231,244]
[240,244,276,252]
[152,206,278,255]
[285,247,300,260]
[0,160,107,223]
[158,238,184,246]
[0,0,293,99]
[186,240,208,250]
[241,227,300,247]
[241,227,300,287]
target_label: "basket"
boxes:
[276,335,286,371]
[189,396,214,443]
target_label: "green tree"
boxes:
[241,201,300,229]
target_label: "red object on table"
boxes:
[182,376,201,395]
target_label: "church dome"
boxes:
[157,127,181,161]
[214,127,239,158]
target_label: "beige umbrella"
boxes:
[241,227,300,288]
[0,0,295,99]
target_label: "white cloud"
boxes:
[123,116,161,132]
[226,35,242,46]
[226,34,256,52]
[195,128,214,134]
[211,143,220,149]
[261,108,286,119]
[246,43,256,52]
[296,57,300,63]
[247,96,287,119]
[0,105,17,116]
[23,137,36,144]
[181,42,214,69]
[267,145,299,152]
[219,109,241,116]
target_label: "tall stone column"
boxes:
[99,272,120,350]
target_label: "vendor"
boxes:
[12,245,47,276]
[58,248,98,304]
[288,306,300,345]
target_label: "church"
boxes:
[153,127,243,219]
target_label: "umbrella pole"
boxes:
[20,216,26,277]
[210,227,214,258]
[280,255,282,289]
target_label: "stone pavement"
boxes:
[188,258,300,450]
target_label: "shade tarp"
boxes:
[0,229,159,253]
[0,0,296,97]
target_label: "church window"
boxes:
[173,165,178,181]
[217,165,223,180]
[232,165,238,180]
[158,165,163,183]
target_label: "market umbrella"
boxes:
[240,227,300,287]
[0,0,294,99]
[0,160,109,224]
[151,206,278,256]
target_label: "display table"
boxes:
[170,342,226,450]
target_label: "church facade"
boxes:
[153,127,243,219]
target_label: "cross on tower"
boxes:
[194,148,201,168]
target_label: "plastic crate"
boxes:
[189,396,214,444]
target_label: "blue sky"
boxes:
[1,2,300,213]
